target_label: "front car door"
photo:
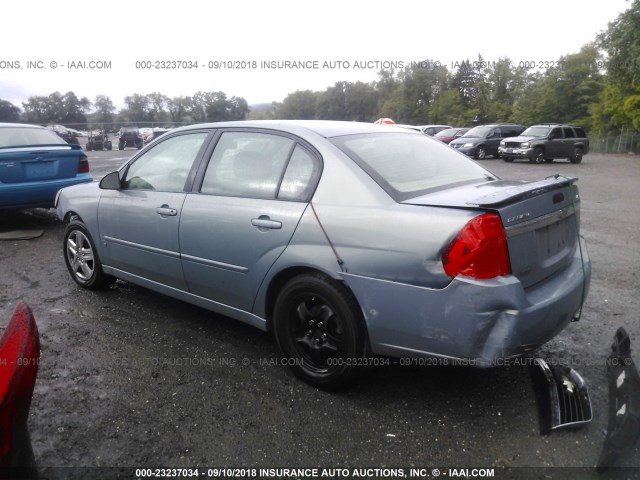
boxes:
[98,131,210,289]
[179,130,321,311]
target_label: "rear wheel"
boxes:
[273,273,367,390]
[63,220,114,290]
[570,147,583,163]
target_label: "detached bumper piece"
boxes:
[597,327,640,469]
[532,358,593,432]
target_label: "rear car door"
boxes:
[179,130,321,311]
[486,128,502,156]
[98,131,210,289]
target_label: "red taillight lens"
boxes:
[0,301,40,463]
[442,213,511,279]
[77,155,89,173]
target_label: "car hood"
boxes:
[449,137,481,146]
[503,135,542,143]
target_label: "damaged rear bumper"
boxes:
[342,236,591,364]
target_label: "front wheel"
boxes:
[63,220,114,290]
[273,273,367,390]
[475,146,487,160]
[531,147,545,163]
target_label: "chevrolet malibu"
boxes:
[56,121,591,389]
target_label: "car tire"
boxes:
[63,220,114,290]
[570,147,583,164]
[503,157,514,163]
[86,144,92,151]
[475,146,487,160]
[531,147,545,163]
[273,272,368,390]
[544,158,554,163]
[106,141,113,151]
[118,142,124,150]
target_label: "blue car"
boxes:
[0,123,92,209]
[56,120,591,389]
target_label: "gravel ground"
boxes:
[0,151,638,477]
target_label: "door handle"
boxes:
[156,205,178,216]
[251,216,282,230]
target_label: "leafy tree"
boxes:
[0,99,21,122]
[275,90,318,119]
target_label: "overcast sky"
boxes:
[0,0,631,108]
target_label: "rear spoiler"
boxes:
[470,176,578,207]
[0,144,81,152]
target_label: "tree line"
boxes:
[0,0,638,135]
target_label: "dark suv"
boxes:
[118,127,143,150]
[449,124,525,159]
[498,124,589,163]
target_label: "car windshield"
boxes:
[0,127,66,147]
[331,133,492,201]
[460,126,492,138]
[435,128,459,138]
[522,126,551,137]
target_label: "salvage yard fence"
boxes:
[590,129,640,154]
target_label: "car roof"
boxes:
[169,120,412,138]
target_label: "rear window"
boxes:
[331,132,493,201]
[0,127,66,147]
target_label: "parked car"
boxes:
[449,124,525,159]
[118,127,143,150]
[0,123,92,209]
[56,120,591,389]
[85,131,112,151]
[418,124,452,136]
[0,301,40,477]
[47,124,79,144]
[498,124,589,163]
[434,127,470,144]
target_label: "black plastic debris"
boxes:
[597,327,640,469]
[531,358,593,432]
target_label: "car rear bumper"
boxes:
[0,174,92,209]
[342,236,591,365]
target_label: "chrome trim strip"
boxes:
[505,205,576,238]
[103,236,180,259]
[180,253,248,273]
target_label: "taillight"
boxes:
[0,302,40,464]
[442,213,511,279]
[77,154,89,173]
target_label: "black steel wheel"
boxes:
[570,147,583,163]
[63,220,114,290]
[273,273,367,389]
[531,147,545,163]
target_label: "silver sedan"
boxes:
[56,120,591,389]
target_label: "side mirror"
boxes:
[99,171,121,190]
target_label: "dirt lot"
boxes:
[0,151,638,476]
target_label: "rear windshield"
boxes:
[0,127,66,147]
[331,132,493,201]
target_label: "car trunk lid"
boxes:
[403,176,581,289]
[0,144,83,183]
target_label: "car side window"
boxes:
[550,127,563,139]
[122,133,208,192]
[574,127,587,138]
[278,145,319,202]
[201,132,294,199]
[563,127,575,138]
